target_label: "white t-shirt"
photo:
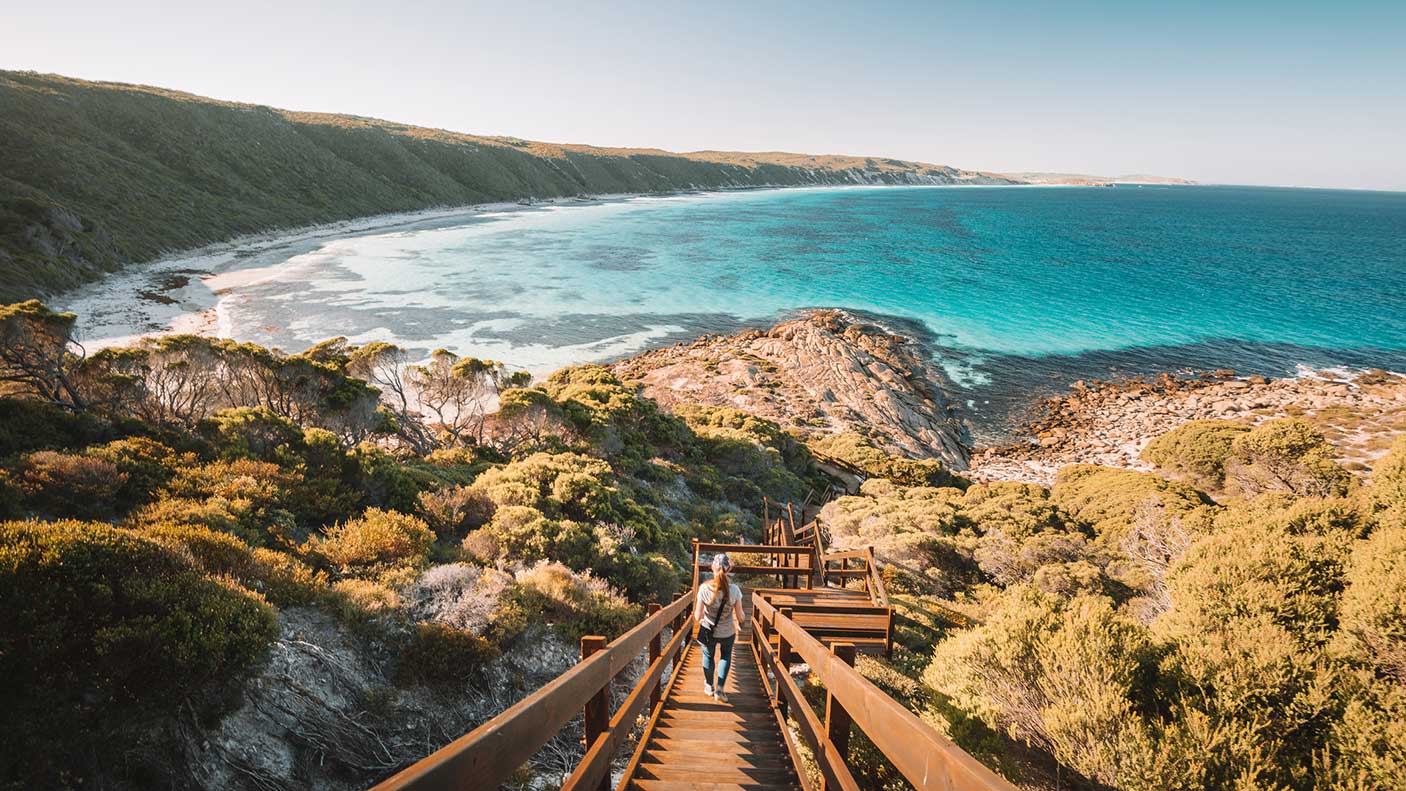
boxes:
[697,582,744,638]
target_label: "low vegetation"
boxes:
[0,300,819,787]
[822,424,1406,790]
[2,297,1403,790]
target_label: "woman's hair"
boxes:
[710,553,731,610]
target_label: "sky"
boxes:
[4,0,1405,190]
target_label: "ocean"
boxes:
[66,184,1406,441]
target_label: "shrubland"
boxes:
[0,300,820,788]
[4,297,1404,790]
[822,421,1406,791]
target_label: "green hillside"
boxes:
[0,71,1017,302]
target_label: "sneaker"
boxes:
[714,690,728,704]
[703,683,713,696]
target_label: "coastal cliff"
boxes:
[0,71,1019,302]
[611,310,973,469]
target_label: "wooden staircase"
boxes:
[622,592,805,791]
[370,495,1017,791]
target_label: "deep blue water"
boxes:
[76,184,1406,439]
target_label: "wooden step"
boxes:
[652,725,784,744]
[634,763,800,784]
[630,780,797,791]
[641,750,793,771]
[647,733,790,754]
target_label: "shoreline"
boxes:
[56,181,1062,352]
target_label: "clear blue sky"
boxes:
[5,0,1404,190]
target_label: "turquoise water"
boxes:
[94,185,1406,436]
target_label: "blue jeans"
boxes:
[701,632,736,688]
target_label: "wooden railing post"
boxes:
[691,538,700,592]
[646,603,662,708]
[824,642,858,790]
[777,608,793,718]
[580,636,610,791]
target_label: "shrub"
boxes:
[14,450,127,519]
[164,458,299,504]
[126,495,247,536]
[331,578,402,616]
[1326,671,1406,789]
[418,483,495,541]
[249,547,329,606]
[403,563,514,638]
[1337,525,1406,677]
[398,622,496,686]
[510,561,642,641]
[0,520,276,777]
[311,507,434,572]
[924,588,1156,787]
[1160,510,1349,647]
[85,436,191,503]
[1226,418,1352,498]
[1139,419,1249,487]
[141,522,258,579]
[1051,465,1214,545]
[199,406,305,462]
[1370,435,1406,529]
[0,397,124,458]
[810,432,963,488]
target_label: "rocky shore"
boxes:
[969,369,1406,486]
[610,310,973,469]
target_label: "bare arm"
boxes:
[694,590,706,623]
[732,596,744,630]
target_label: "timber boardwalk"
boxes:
[370,500,1015,791]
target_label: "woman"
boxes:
[694,552,745,702]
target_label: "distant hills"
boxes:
[0,71,1024,302]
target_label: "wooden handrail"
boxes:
[752,610,861,791]
[752,596,1017,791]
[370,591,694,791]
[560,605,693,791]
[695,542,816,555]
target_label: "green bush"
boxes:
[1227,418,1352,498]
[810,432,963,488]
[1139,419,1250,487]
[1051,465,1214,545]
[508,561,642,641]
[397,622,497,686]
[249,547,329,606]
[0,397,127,457]
[141,521,258,578]
[199,406,305,462]
[924,588,1159,787]
[0,519,276,779]
[14,450,127,519]
[1369,435,1406,529]
[1336,525,1406,675]
[310,507,434,573]
[85,436,192,505]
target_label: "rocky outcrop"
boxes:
[969,369,1406,485]
[185,609,582,791]
[611,310,972,468]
